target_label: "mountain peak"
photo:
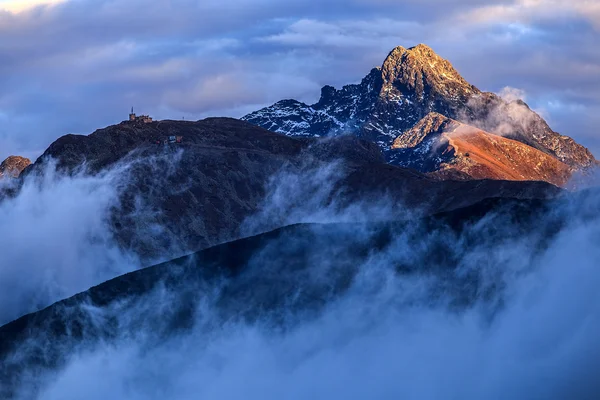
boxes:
[385,43,435,60]
[242,43,597,174]
[383,44,445,67]
[381,44,478,98]
[410,43,434,51]
[0,155,31,178]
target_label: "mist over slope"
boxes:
[0,117,562,328]
[0,161,140,326]
[1,114,597,399]
[12,117,562,261]
[2,187,600,399]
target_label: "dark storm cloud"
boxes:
[0,0,599,160]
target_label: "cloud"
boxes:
[260,18,423,50]
[0,160,140,325]
[0,0,599,160]
[8,164,600,400]
[454,0,600,42]
[0,0,65,13]
[498,86,527,102]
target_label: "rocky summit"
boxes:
[242,44,597,184]
[0,156,31,179]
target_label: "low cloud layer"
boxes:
[0,161,140,325]
[0,0,599,160]
[6,158,600,400]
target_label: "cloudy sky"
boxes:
[1,0,599,160]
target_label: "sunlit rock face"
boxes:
[0,156,31,179]
[390,112,572,187]
[243,44,597,177]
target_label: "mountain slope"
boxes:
[390,112,572,187]
[242,44,596,174]
[14,117,561,262]
[0,196,563,399]
[0,156,31,178]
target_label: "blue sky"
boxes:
[1,0,599,160]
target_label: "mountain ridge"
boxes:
[0,196,563,399]
[8,117,563,263]
[242,44,597,181]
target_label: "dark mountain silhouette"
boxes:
[242,44,597,184]
[18,118,561,261]
[0,196,568,399]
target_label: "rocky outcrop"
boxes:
[243,44,597,177]
[390,113,572,187]
[0,156,31,178]
[392,112,455,149]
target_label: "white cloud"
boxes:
[0,0,599,160]
[13,176,600,400]
[459,0,600,29]
[0,161,140,325]
[260,18,424,50]
[0,0,66,13]
[498,86,527,102]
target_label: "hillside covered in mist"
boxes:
[1,43,600,400]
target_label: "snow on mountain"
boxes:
[243,44,597,178]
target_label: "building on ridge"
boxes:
[128,107,153,123]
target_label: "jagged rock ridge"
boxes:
[242,44,596,176]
